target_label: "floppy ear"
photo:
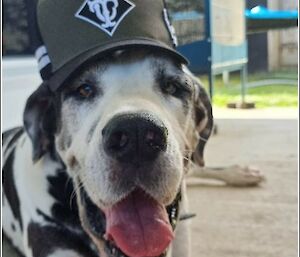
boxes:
[23,82,57,162]
[191,79,214,167]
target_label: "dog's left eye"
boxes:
[162,80,191,99]
[163,82,177,95]
[76,84,95,99]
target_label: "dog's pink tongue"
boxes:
[105,190,174,257]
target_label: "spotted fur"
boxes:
[2,50,213,257]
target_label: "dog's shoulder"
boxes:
[2,127,95,256]
[2,127,81,228]
[2,127,26,227]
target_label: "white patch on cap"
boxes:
[75,0,135,37]
[163,8,178,47]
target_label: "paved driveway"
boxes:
[188,117,298,257]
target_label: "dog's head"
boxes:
[24,49,213,257]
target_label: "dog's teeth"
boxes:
[171,208,177,218]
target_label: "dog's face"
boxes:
[57,53,191,207]
[24,50,212,257]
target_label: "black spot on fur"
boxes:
[80,186,106,238]
[47,169,81,228]
[155,68,192,114]
[11,223,16,231]
[192,82,214,167]
[36,209,57,224]
[27,221,98,257]
[2,127,24,151]
[2,149,23,231]
[194,104,206,126]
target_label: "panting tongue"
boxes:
[105,189,174,257]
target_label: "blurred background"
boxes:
[2,1,299,257]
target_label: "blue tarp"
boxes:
[245,6,298,20]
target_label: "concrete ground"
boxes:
[2,108,298,257]
[188,115,298,257]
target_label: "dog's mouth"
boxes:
[80,186,180,257]
[104,188,174,257]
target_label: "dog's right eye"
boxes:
[75,84,96,99]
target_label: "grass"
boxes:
[199,71,298,108]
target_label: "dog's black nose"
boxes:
[102,113,168,164]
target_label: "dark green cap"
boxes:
[36,0,188,91]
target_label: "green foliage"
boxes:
[199,73,298,108]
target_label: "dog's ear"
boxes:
[191,80,214,167]
[23,82,57,162]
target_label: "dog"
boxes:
[2,49,264,257]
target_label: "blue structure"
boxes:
[174,0,248,100]
[245,6,298,20]
[171,2,298,102]
[246,6,298,33]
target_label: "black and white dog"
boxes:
[2,50,263,257]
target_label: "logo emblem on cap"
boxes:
[75,0,135,36]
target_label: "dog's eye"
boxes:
[76,84,95,99]
[163,82,177,95]
[161,79,192,99]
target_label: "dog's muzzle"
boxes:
[102,113,168,164]
[79,113,186,257]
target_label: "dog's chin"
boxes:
[80,187,174,257]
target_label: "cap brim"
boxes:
[48,38,188,91]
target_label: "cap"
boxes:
[35,0,188,91]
